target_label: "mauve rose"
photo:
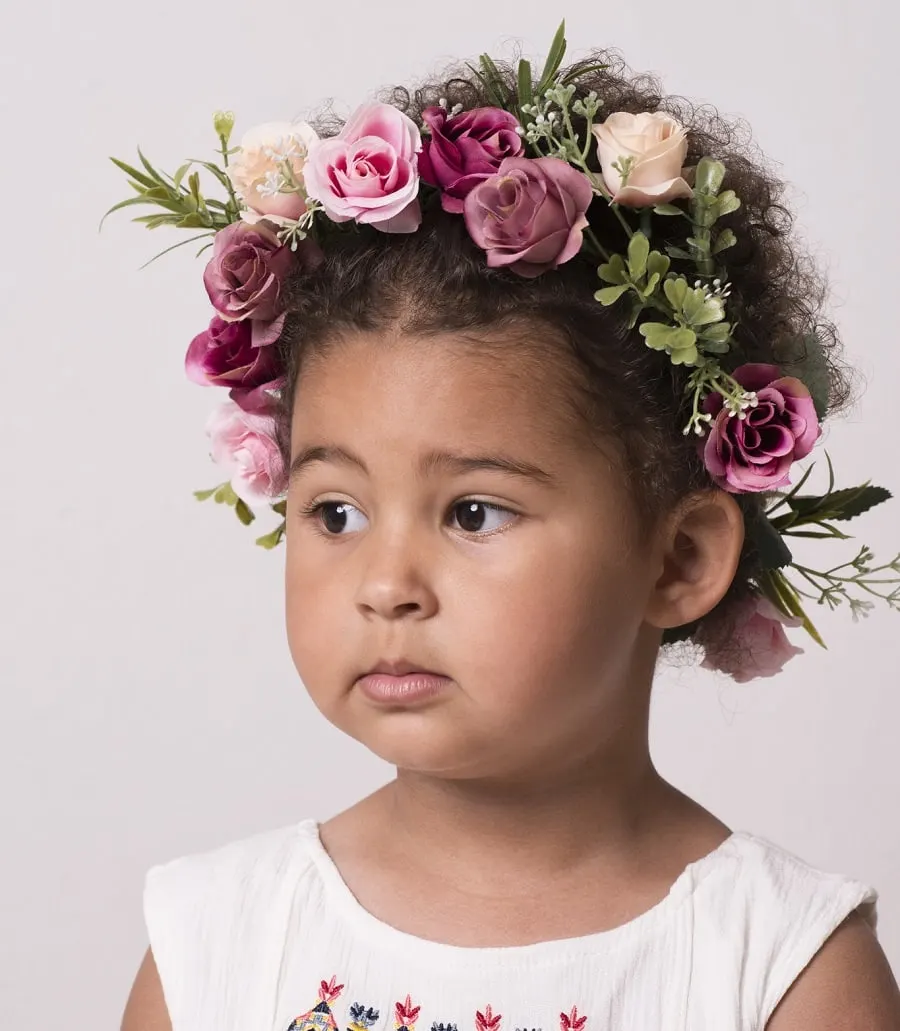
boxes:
[303,101,422,233]
[206,400,286,508]
[418,105,523,213]
[185,315,282,389]
[592,111,693,208]
[702,595,804,682]
[203,221,294,322]
[464,156,592,278]
[701,363,821,493]
[230,375,285,416]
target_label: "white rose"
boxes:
[227,121,320,220]
[592,112,692,207]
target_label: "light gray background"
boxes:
[1,1,897,1026]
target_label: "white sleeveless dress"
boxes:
[143,818,878,1031]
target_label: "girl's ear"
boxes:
[644,490,746,630]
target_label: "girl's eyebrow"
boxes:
[288,442,559,488]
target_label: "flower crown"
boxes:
[103,22,898,680]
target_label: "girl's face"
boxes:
[284,330,667,780]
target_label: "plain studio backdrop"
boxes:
[1,0,897,1025]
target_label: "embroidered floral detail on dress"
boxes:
[349,1004,381,1031]
[432,1023,459,1031]
[395,995,422,1031]
[559,1008,586,1031]
[286,976,345,1031]
[476,1005,502,1031]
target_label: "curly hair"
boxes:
[273,47,855,657]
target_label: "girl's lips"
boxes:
[356,672,453,705]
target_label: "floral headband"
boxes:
[103,22,898,680]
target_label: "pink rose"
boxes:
[701,363,821,493]
[206,400,286,508]
[592,111,693,208]
[418,105,523,213]
[303,101,422,233]
[185,315,282,389]
[463,156,592,278]
[702,595,804,682]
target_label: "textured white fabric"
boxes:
[144,818,878,1031]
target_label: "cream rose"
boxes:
[592,112,692,207]
[227,121,320,221]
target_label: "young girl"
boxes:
[112,26,900,1031]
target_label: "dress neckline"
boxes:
[296,818,749,967]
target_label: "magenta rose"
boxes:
[303,101,422,233]
[463,157,592,278]
[419,105,523,213]
[206,400,286,508]
[701,363,821,493]
[185,315,282,390]
[202,221,294,322]
[702,595,804,682]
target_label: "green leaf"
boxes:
[642,272,661,297]
[663,276,688,311]
[712,228,737,254]
[815,485,892,522]
[597,253,627,284]
[699,321,732,343]
[479,53,509,107]
[136,147,170,187]
[194,485,221,502]
[176,213,210,229]
[137,232,217,270]
[750,512,794,570]
[256,522,286,549]
[626,231,650,280]
[536,19,567,94]
[467,62,506,108]
[665,244,694,261]
[184,158,234,194]
[646,250,670,280]
[214,482,238,506]
[108,156,159,190]
[715,190,741,217]
[652,203,686,216]
[172,162,192,189]
[271,500,288,517]
[595,284,630,305]
[694,157,726,198]
[234,499,256,526]
[517,58,534,112]
[560,61,608,85]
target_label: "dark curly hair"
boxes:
[273,47,855,657]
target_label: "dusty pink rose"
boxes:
[303,101,422,233]
[463,156,592,278]
[185,315,282,389]
[203,221,294,322]
[702,595,804,682]
[419,105,523,213]
[206,400,286,508]
[227,120,319,221]
[592,111,693,207]
[701,364,821,493]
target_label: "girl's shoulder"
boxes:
[143,818,321,1028]
[690,829,879,1027]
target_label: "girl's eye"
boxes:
[299,499,516,538]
